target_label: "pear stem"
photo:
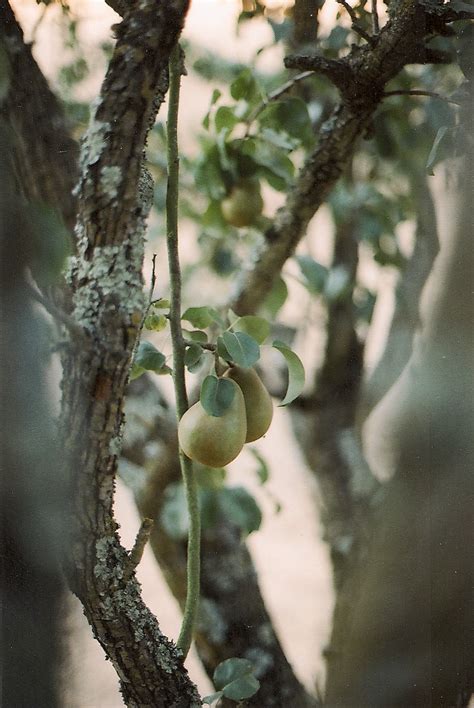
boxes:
[166,42,200,659]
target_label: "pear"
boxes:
[224,365,273,443]
[221,181,263,228]
[178,380,247,468]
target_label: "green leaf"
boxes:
[231,315,270,344]
[194,144,227,200]
[214,658,260,701]
[219,487,262,536]
[259,97,312,141]
[260,275,288,318]
[248,448,270,485]
[426,125,449,175]
[295,255,328,294]
[200,375,236,417]
[151,298,170,309]
[202,691,224,706]
[134,341,166,373]
[241,137,294,186]
[222,331,260,368]
[185,343,204,370]
[184,329,208,344]
[160,483,189,540]
[217,335,232,362]
[324,266,351,302]
[215,105,240,133]
[230,68,260,104]
[144,313,168,331]
[272,341,305,406]
[195,465,227,490]
[182,306,218,329]
[260,127,299,151]
[130,363,145,381]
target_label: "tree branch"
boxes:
[230,0,457,315]
[58,1,203,704]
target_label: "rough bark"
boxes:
[123,376,319,708]
[230,0,456,315]
[57,1,201,705]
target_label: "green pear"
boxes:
[178,380,247,468]
[221,180,263,228]
[224,365,273,443]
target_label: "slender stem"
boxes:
[383,89,461,106]
[166,42,201,659]
[336,0,375,45]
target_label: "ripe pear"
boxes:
[178,380,247,468]
[221,181,263,228]
[224,365,273,442]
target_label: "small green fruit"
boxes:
[221,181,263,228]
[224,365,273,442]
[178,380,247,467]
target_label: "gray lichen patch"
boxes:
[70,239,146,332]
[100,165,122,200]
[80,118,111,169]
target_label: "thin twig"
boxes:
[124,518,154,580]
[166,43,201,660]
[336,0,375,45]
[27,281,87,340]
[371,0,380,34]
[246,71,314,129]
[383,89,461,106]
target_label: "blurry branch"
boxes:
[230,0,455,315]
[360,173,439,420]
[325,116,474,707]
[0,2,79,233]
[57,0,202,704]
[383,89,461,105]
[290,210,378,590]
[122,376,319,708]
[0,123,66,708]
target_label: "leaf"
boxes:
[184,343,204,370]
[182,306,219,329]
[202,691,224,705]
[230,68,260,104]
[241,137,295,186]
[160,483,189,540]
[215,105,240,133]
[134,341,166,373]
[272,341,305,406]
[324,266,351,302]
[248,448,270,485]
[426,125,449,175]
[144,313,168,331]
[195,465,227,490]
[231,315,270,344]
[214,658,260,701]
[130,363,145,381]
[258,97,312,141]
[218,487,262,536]
[184,329,208,344]
[260,127,299,151]
[151,298,170,309]
[222,331,260,368]
[260,275,288,317]
[200,375,236,417]
[295,255,328,294]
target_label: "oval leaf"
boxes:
[222,331,260,368]
[200,375,235,417]
[218,486,262,536]
[272,341,305,406]
[214,657,254,690]
[134,341,166,372]
[184,343,203,369]
[231,315,270,344]
[223,674,260,701]
[295,254,328,294]
[182,306,215,329]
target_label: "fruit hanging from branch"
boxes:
[224,365,273,442]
